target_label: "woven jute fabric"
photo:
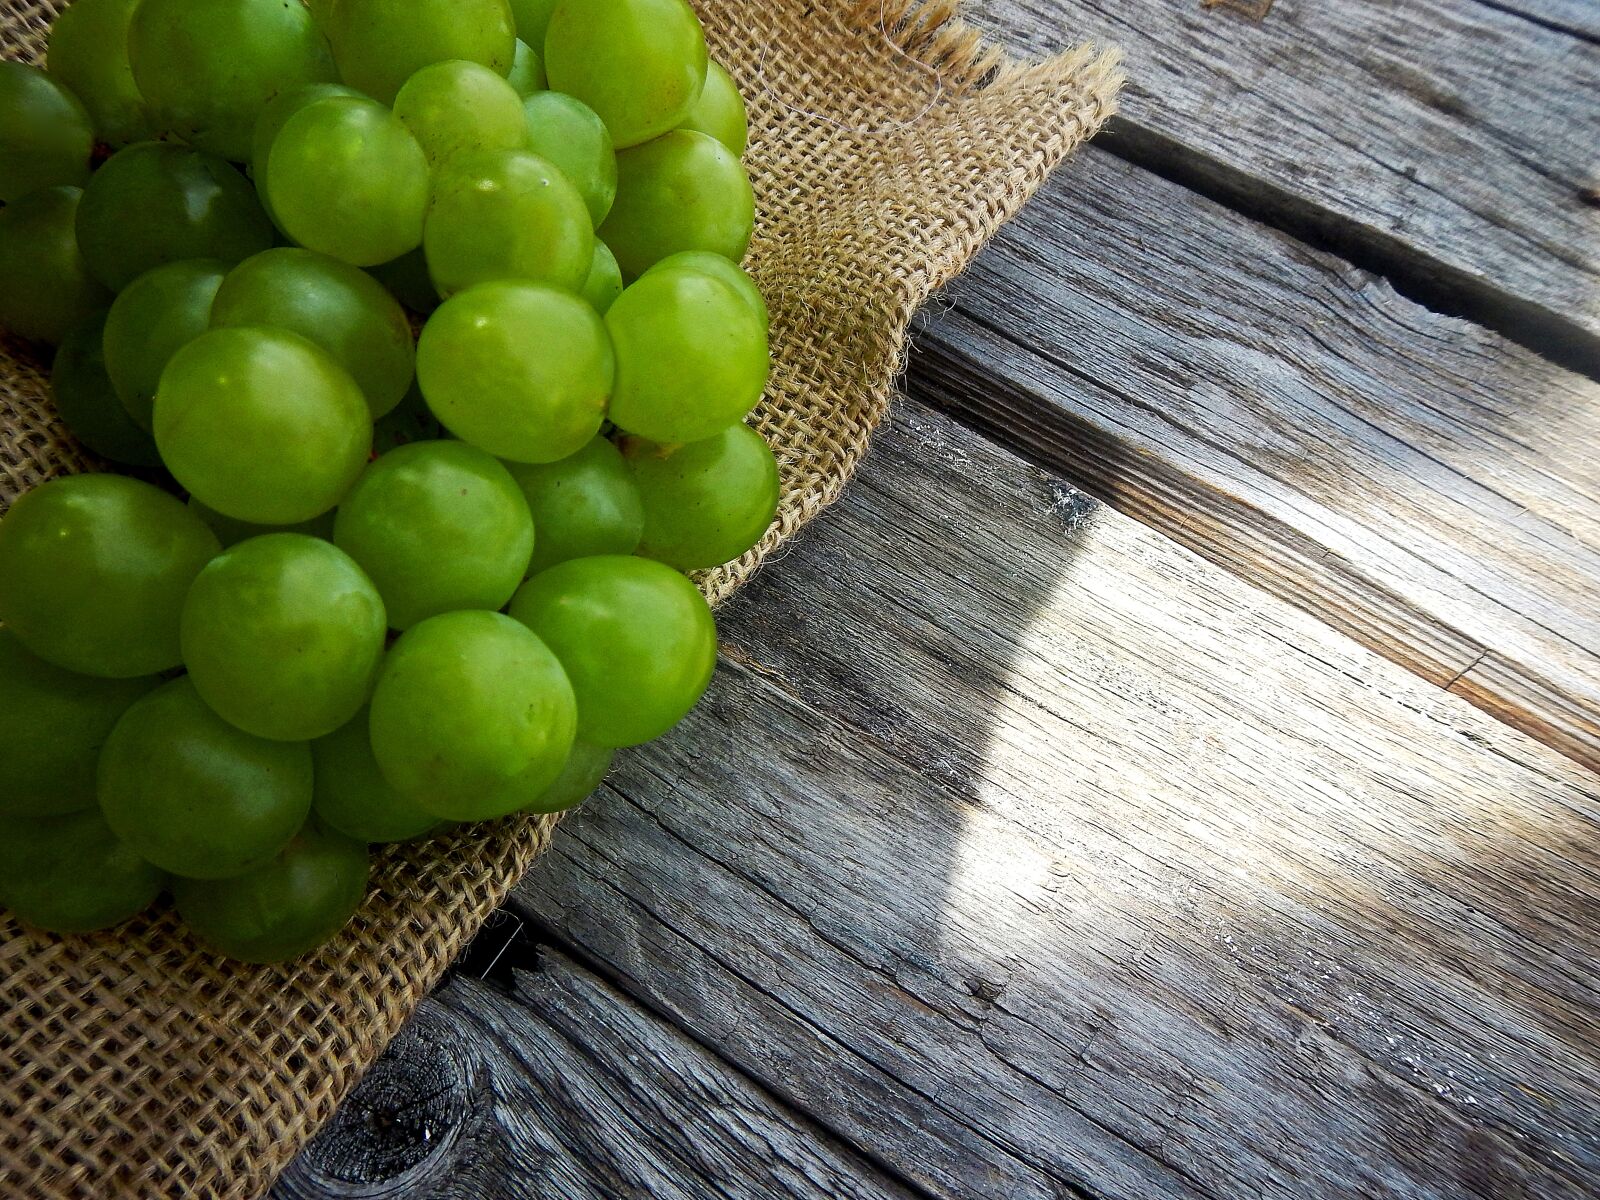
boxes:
[0,2,1119,1196]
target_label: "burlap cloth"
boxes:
[0,1,1118,1195]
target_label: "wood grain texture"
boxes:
[909,144,1600,774]
[503,401,1600,1200]
[273,945,922,1200]
[966,0,1600,356]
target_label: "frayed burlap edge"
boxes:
[0,2,1119,1196]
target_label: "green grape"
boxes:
[128,0,337,161]
[182,534,387,741]
[305,0,339,25]
[333,440,534,630]
[45,0,153,147]
[424,149,592,297]
[523,737,613,814]
[520,91,616,226]
[188,497,336,548]
[312,710,440,844]
[0,62,92,203]
[544,0,708,149]
[0,187,111,345]
[76,142,274,291]
[102,259,227,430]
[266,96,430,267]
[49,312,162,467]
[644,250,767,325]
[580,241,624,315]
[622,422,779,570]
[211,248,414,419]
[326,0,516,106]
[173,822,368,962]
[0,809,165,934]
[0,629,156,819]
[394,60,531,168]
[371,381,445,453]
[417,281,611,463]
[599,131,753,279]
[367,248,439,316]
[368,610,576,821]
[509,555,715,747]
[505,435,642,576]
[678,61,748,156]
[248,81,361,225]
[98,678,313,879]
[505,39,546,97]
[509,0,558,46]
[154,327,372,525]
[0,474,220,678]
[605,265,768,444]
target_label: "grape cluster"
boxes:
[0,0,777,964]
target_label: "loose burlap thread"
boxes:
[0,2,1119,1195]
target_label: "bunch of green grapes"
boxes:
[0,0,777,965]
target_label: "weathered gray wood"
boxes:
[273,947,924,1200]
[506,401,1600,1200]
[965,0,1600,357]
[910,144,1600,774]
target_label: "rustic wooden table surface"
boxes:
[276,2,1600,1197]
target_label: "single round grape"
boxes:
[600,131,753,280]
[98,677,314,879]
[333,440,534,630]
[544,0,708,149]
[623,422,779,570]
[129,0,337,161]
[267,96,431,267]
[248,81,361,225]
[0,629,156,819]
[678,61,748,156]
[0,474,220,678]
[509,0,558,46]
[424,149,592,297]
[154,327,372,525]
[173,822,368,962]
[605,266,768,444]
[0,187,111,345]
[523,738,613,814]
[182,534,387,742]
[369,610,576,821]
[188,497,336,548]
[0,62,92,203]
[102,258,227,430]
[367,248,439,316]
[312,710,440,844]
[76,142,274,291]
[394,60,531,168]
[417,281,612,463]
[580,241,625,315]
[46,0,153,147]
[505,39,546,96]
[327,0,516,106]
[644,249,767,325]
[511,556,715,747]
[506,436,643,576]
[0,809,165,934]
[521,91,616,225]
[50,312,162,467]
[211,248,414,419]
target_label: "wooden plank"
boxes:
[964,0,1600,358]
[273,946,923,1200]
[508,401,1600,1200]
[908,145,1600,774]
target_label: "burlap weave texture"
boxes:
[0,1,1119,1195]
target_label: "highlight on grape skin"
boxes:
[0,0,772,964]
